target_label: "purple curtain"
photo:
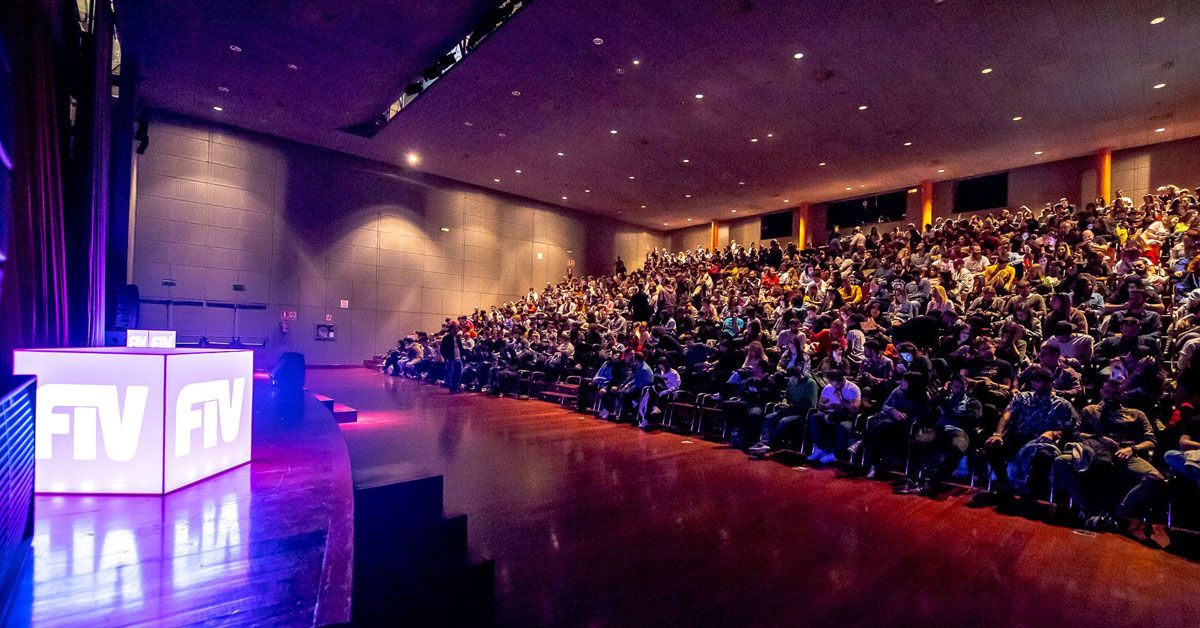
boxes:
[1,0,71,367]
[85,3,112,346]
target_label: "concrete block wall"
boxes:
[131,114,665,365]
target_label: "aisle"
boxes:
[312,368,1198,628]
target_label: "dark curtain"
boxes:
[1,0,71,372]
[83,3,112,345]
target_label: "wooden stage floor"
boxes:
[8,379,354,627]
[316,368,1200,628]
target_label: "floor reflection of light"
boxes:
[32,507,145,612]
[172,494,245,589]
[31,469,250,622]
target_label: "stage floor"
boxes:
[8,379,353,627]
[317,368,1199,628]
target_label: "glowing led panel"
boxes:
[14,347,254,494]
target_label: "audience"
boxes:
[378,184,1200,542]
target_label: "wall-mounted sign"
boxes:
[280,310,297,321]
[339,299,350,309]
[315,324,336,341]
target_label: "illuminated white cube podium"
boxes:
[13,347,253,494]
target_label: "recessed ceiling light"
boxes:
[858,105,868,111]
[515,169,522,174]
[628,175,636,180]
[903,141,912,146]
[738,181,745,185]
[750,138,759,142]
[464,121,474,127]
[784,199,790,203]
[593,37,604,45]
[440,227,450,232]
[685,194,692,198]
[793,52,804,59]
[1151,16,1165,25]
[731,209,737,213]
[981,68,993,74]
[695,94,704,99]
[287,63,298,70]
[937,169,946,173]
[767,133,774,138]
[406,152,420,165]
[562,196,568,200]
[682,159,690,163]
[641,205,647,208]
[511,90,521,96]
[1012,116,1023,121]
[845,187,853,191]
[663,222,668,226]
[908,188,918,194]
[229,44,242,52]
[212,106,224,112]
[1154,83,1166,89]
[610,129,618,134]
[557,152,564,156]
[218,86,229,92]
[687,218,693,222]
[493,178,501,182]
[585,189,591,193]
[498,133,507,138]
[1156,127,1166,133]
[1034,150,1043,155]
[818,162,827,166]
[632,59,640,65]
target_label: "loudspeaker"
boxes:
[271,352,305,390]
[134,115,149,154]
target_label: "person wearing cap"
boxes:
[983,366,1076,498]
[1050,379,1162,531]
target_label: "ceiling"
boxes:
[116,0,1200,230]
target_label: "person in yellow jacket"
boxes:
[982,258,1016,295]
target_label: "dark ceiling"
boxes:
[116,0,1200,229]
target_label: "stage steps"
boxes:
[311,391,358,423]
[331,403,358,424]
[351,475,495,626]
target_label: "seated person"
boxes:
[984,366,1077,498]
[578,354,625,412]
[856,372,932,479]
[1042,321,1093,365]
[899,373,983,496]
[1165,410,1200,490]
[600,351,653,420]
[857,340,895,404]
[806,370,862,464]
[1051,379,1164,530]
[1023,343,1083,399]
[748,368,821,457]
[642,358,682,428]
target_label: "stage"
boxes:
[318,368,1198,628]
[8,377,354,626]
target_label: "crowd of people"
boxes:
[380,186,1200,545]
